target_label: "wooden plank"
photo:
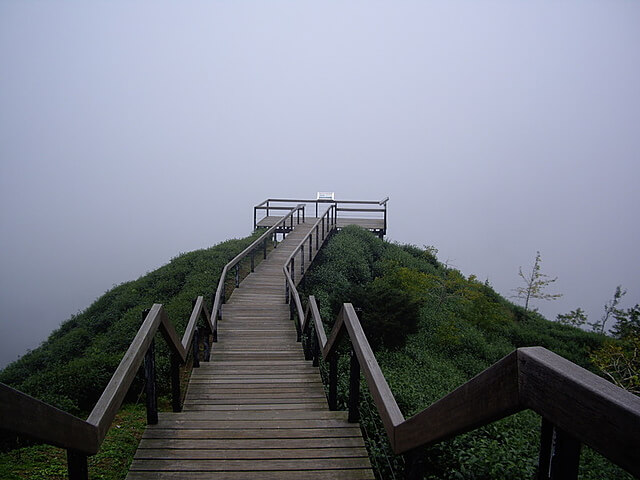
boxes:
[128,457,372,471]
[142,427,364,439]
[136,436,367,449]
[133,447,370,460]
[127,469,375,479]
[125,220,374,480]
[179,403,328,411]
[145,419,354,429]
[156,410,347,421]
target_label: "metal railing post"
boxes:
[192,327,200,368]
[312,328,319,367]
[291,258,295,284]
[144,338,158,424]
[170,352,181,412]
[67,450,88,480]
[538,419,581,480]
[328,352,338,410]
[404,448,426,480]
[348,346,360,423]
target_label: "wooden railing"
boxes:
[254,197,389,233]
[0,203,308,480]
[282,204,337,338]
[283,239,640,480]
[210,204,305,327]
[0,297,213,479]
[289,296,640,479]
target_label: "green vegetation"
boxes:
[1,225,635,479]
[0,403,145,480]
[0,233,260,478]
[0,233,259,414]
[303,226,632,480]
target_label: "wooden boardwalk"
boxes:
[127,222,374,479]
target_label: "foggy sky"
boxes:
[1,1,639,368]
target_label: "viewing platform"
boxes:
[254,197,388,238]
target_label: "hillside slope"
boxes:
[302,226,629,480]
[0,233,259,415]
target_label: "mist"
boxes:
[1,1,639,368]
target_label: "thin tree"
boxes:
[513,251,562,312]
[592,285,627,334]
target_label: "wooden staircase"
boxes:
[126,222,375,479]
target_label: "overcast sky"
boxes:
[1,1,639,369]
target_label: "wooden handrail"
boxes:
[214,204,305,326]
[298,296,640,477]
[0,383,100,454]
[0,295,213,477]
[282,205,337,334]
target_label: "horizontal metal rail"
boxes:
[253,197,388,232]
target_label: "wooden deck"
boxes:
[257,216,385,233]
[127,222,374,479]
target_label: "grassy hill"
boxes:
[0,232,260,415]
[301,226,631,480]
[0,226,632,479]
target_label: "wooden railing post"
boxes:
[235,264,240,288]
[250,249,255,272]
[315,225,319,250]
[170,352,181,412]
[329,352,338,411]
[538,418,581,480]
[311,328,319,367]
[348,346,360,423]
[144,338,158,425]
[263,238,267,259]
[67,449,88,480]
[192,327,200,368]
[309,235,313,261]
[301,245,305,276]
